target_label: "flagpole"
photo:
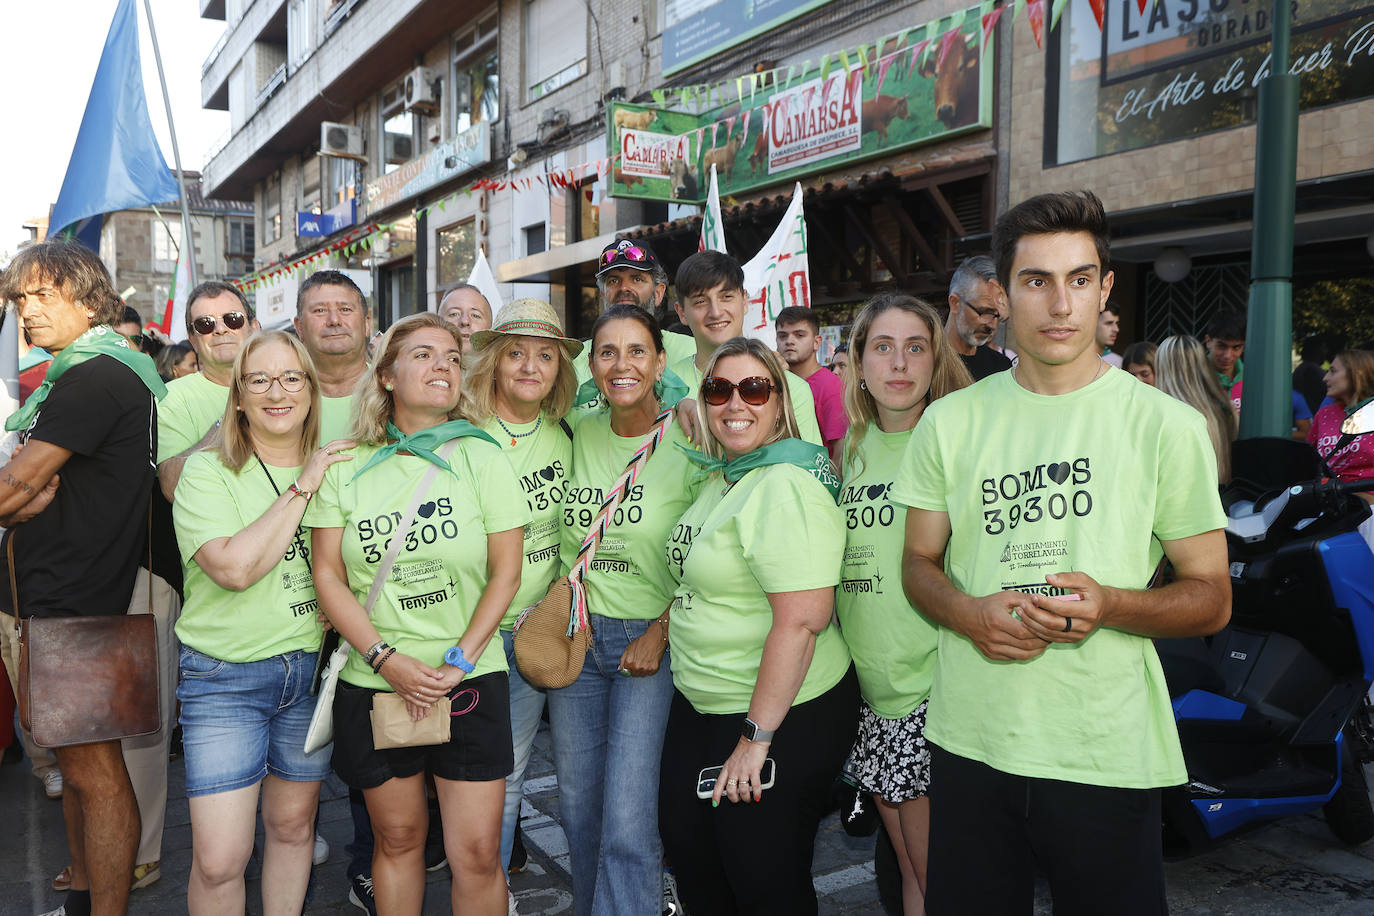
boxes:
[141,0,197,290]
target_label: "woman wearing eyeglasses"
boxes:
[460,298,581,881]
[660,336,857,914]
[308,313,529,915]
[549,304,703,916]
[172,330,354,914]
[834,296,971,915]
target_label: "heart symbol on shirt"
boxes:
[867,484,887,501]
[417,501,437,518]
[540,466,557,481]
[1047,462,1071,485]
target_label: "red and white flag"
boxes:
[700,164,726,253]
[742,182,810,346]
[161,223,193,342]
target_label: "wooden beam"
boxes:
[806,214,864,281]
[844,204,909,285]
[883,198,946,280]
[925,185,967,239]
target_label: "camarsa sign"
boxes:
[607,3,992,203]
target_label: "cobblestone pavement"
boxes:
[3,723,1373,915]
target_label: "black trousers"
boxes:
[925,744,1168,916]
[658,668,859,916]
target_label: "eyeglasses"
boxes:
[191,311,248,336]
[601,245,649,266]
[242,371,309,394]
[701,375,776,406]
[959,297,1000,323]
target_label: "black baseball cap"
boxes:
[596,239,662,278]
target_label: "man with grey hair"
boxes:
[944,255,1013,380]
[437,282,493,355]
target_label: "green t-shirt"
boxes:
[559,412,703,620]
[667,464,852,714]
[172,452,321,662]
[305,438,531,689]
[836,423,936,718]
[319,395,355,444]
[669,353,824,447]
[891,369,1227,789]
[157,372,230,463]
[481,413,574,630]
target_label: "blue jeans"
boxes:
[501,628,548,870]
[547,615,673,916]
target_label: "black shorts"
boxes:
[331,673,514,789]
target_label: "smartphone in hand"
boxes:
[696,758,776,799]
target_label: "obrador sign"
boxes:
[608,6,993,204]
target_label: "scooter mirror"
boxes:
[1340,400,1374,437]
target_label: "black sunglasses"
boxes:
[701,375,776,406]
[191,311,248,336]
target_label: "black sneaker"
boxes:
[507,824,528,873]
[662,869,685,916]
[424,845,448,872]
[347,872,377,915]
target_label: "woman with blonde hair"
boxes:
[660,335,857,913]
[836,295,971,914]
[172,330,354,914]
[461,298,581,880]
[307,312,529,915]
[1156,335,1237,483]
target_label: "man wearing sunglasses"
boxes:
[156,281,260,501]
[944,255,1013,381]
[593,238,696,363]
[670,251,823,446]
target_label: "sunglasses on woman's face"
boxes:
[191,311,248,336]
[701,375,776,406]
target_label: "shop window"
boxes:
[453,11,499,134]
[436,219,476,291]
[380,85,418,175]
[525,0,587,102]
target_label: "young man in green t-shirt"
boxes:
[896,190,1231,915]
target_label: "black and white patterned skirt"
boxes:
[845,698,931,803]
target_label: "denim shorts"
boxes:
[177,645,332,797]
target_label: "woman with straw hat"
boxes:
[462,297,582,883]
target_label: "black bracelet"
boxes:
[372,646,397,673]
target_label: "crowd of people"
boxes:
[0,186,1369,916]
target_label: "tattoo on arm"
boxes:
[3,473,34,497]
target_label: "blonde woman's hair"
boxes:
[842,294,973,473]
[219,331,322,471]
[461,334,578,425]
[350,312,468,445]
[1156,335,1237,483]
[692,337,801,460]
[1333,349,1374,408]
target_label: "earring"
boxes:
[384,383,394,391]
[860,380,867,391]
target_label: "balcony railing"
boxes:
[255,63,287,108]
[202,27,231,77]
[324,0,365,38]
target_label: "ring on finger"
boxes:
[1064,617,1073,633]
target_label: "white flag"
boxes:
[741,182,810,347]
[162,223,194,343]
[467,249,504,314]
[700,163,726,253]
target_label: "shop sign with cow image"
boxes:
[607,4,992,204]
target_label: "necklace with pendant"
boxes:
[496,413,542,447]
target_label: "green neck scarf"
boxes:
[6,325,166,432]
[350,419,498,483]
[574,367,690,410]
[678,437,841,498]
[1215,358,1243,395]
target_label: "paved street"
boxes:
[4,722,1374,915]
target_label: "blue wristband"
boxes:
[444,645,476,673]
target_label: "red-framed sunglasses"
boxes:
[601,245,649,266]
[701,375,776,406]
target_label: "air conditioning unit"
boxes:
[403,66,440,115]
[384,133,415,164]
[319,122,364,159]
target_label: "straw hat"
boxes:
[469,298,583,358]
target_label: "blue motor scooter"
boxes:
[1157,402,1374,855]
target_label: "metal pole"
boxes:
[1238,0,1299,439]
[141,0,198,290]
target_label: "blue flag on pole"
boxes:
[46,0,180,242]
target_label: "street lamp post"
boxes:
[1239,0,1299,439]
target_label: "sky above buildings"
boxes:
[1,0,228,256]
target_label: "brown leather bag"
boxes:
[10,526,161,748]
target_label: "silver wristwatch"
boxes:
[742,717,775,743]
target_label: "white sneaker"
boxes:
[41,770,62,799]
[37,906,67,916]
[313,833,330,865]
[508,888,518,916]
